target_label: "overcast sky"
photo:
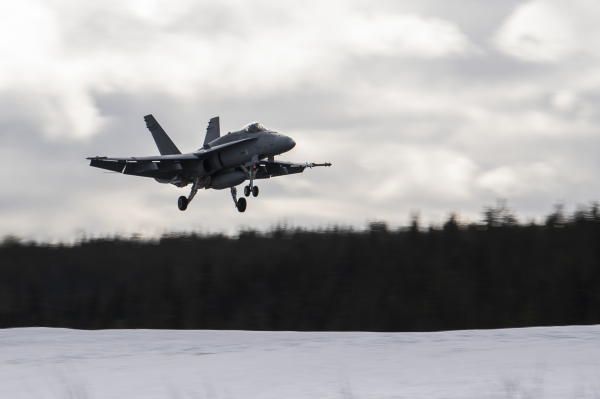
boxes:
[1,0,599,240]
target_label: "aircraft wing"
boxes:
[87,154,199,162]
[87,154,198,173]
[87,137,259,170]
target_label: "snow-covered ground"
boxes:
[1,326,599,398]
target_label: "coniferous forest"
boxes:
[1,203,600,332]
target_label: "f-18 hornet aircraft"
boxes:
[87,115,331,212]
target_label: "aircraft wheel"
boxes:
[244,185,251,197]
[252,186,259,197]
[178,196,188,211]
[237,197,247,213]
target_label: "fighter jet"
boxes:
[87,115,331,212]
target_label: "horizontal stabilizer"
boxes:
[144,114,181,155]
[90,159,125,173]
[204,117,220,146]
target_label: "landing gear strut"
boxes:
[177,176,210,211]
[231,187,247,213]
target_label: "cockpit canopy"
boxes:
[242,122,269,133]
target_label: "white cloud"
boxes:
[344,14,473,58]
[551,91,577,111]
[0,1,59,71]
[477,162,556,197]
[125,0,197,23]
[359,145,478,202]
[0,0,474,139]
[495,0,600,62]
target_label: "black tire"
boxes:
[244,185,251,197]
[237,197,247,212]
[178,196,188,211]
[252,186,259,197]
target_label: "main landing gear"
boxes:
[178,176,210,211]
[178,196,188,211]
[177,164,263,213]
[231,187,247,212]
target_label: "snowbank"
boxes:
[0,325,599,398]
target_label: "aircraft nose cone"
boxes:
[287,137,296,151]
[278,136,295,153]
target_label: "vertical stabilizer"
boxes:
[144,114,181,155]
[204,117,220,147]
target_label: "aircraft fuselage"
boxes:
[197,129,296,175]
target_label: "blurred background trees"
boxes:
[1,203,600,332]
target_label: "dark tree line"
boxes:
[1,203,600,331]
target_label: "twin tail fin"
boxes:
[144,114,181,155]
[144,114,221,153]
[204,117,220,147]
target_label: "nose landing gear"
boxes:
[241,163,260,199]
[237,164,261,212]
[244,184,260,197]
